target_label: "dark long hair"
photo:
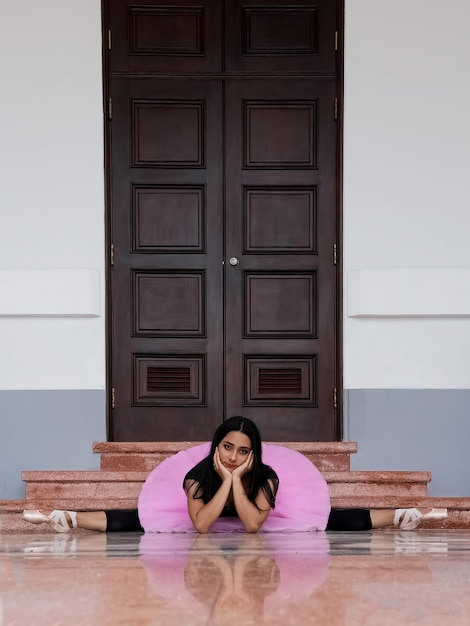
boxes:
[183,416,279,509]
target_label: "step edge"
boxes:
[4,496,470,514]
[93,441,359,454]
[21,470,432,484]
[323,471,432,482]
[22,471,149,482]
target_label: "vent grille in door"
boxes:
[134,356,205,405]
[147,367,192,393]
[245,356,316,405]
[258,368,302,394]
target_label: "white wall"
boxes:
[1,0,469,497]
[0,0,105,390]
[343,0,470,389]
[3,1,468,393]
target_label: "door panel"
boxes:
[224,79,337,440]
[225,0,336,73]
[110,79,224,440]
[109,0,222,73]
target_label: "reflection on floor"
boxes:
[2,529,470,625]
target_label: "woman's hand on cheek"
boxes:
[232,451,253,479]
[213,448,232,482]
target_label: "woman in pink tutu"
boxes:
[22,416,447,534]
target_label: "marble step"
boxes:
[94,441,358,473]
[325,496,470,530]
[2,497,470,531]
[22,471,147,503]
[326,471,430,498]
[20,469,431,503]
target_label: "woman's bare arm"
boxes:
[231,454,273,532]
[185,450,235,533]
[186,478,233,533]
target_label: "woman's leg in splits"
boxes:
[327,507,447,531]
[22,509,142,532]
[23,506,447,533]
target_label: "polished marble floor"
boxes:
[1,529,470,625]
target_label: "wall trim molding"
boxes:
[0,269,101,317]
[348,268,470,317]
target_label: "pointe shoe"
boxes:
[22,509,78,533]
[393,507,448,531]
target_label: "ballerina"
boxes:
[22,416,448,534]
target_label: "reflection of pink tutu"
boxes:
[138,443,331,533]
[139,532,331,615]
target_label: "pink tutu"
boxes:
[138,443,331,533]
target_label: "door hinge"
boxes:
[333,243,337,265]
[108,97,113,120]
[334,98,338,120]
[111,387,115,409]
[108,29,112,50]
[333,387,337,409]
[110,243,114,266]
[334,31,339,51]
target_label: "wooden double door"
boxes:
[106,0,341,441]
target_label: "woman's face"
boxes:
[217,430,252,472]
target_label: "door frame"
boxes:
[101,0,345,441]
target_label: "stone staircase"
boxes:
[1,442,470,531]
